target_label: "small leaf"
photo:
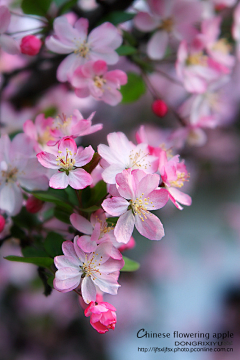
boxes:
[116,45,137,56]
[120,72,146,103]
[121,256,140,272]
[106,217,118,226]
[47,275,54,288]
[27,188,73,212]
[12,207,40,229]
[21,0,52,16]
[89,180,107,206]
[57,0,78,14]
[80,205,100,213]
[5,256,54,268]
[44,232,65,257]
[99,11,134,25]
[64,186,79,206]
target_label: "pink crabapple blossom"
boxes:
[0,134,49,216]
[37,137,94,189]
[70,209,135,253]
[158,150,192,210]
[69,60,127,106]
[48,109,102,145]
[84,301,117,334]
[176,40,230,94]
[134,0,202,60]
[102,169,169,243]
[53,237,124,304]
[45,16,122,82]
[98,132,159,184]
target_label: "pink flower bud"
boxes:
[118,236,136,252]
[26,196,43,213]
[20,35,42,56]
[152,99,168,117]
[0,215,5,233]
[84,301,117,334]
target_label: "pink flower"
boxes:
[49,109,102,145]
[84,301,117,334]
[70,60,127,106]
[134,0,202,59]
[176,40,229,93]
[46,16,122,82]
[0,6,20,55]
[23,114,54,152]
[102,169,169,243]
[20,35,42,56]
[70,209,133,255]
[159,150,192,209]
[37,137,94,189]
[54,237,124,304]
[0,134,49,215]
[98,132,159,184]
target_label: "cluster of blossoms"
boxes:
[1,0,240,335]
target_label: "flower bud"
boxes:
[26,196,43,213]
[152,99,168,117]
[84,301,117,334]
[0,215,5,233]
[20,35,42,56]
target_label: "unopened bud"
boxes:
[20,35,42,56]
[0,215,5,233]
[152,99,168,117]
[26,196,43,213]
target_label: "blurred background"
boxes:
[1,0,240,359]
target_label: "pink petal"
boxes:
[74,17,89,37]
[68,168,92,189]
[116,170,135,199]
[135,211,165,240]
[54,275,80,293]
[134,12,159,32]
[93,272,120,295]
[75,87,90,98]
[105,70,128,86]
[93,60,108,75]
[74,145,94,167]
[77,235,97,252]
[147,30,168,60]
[45,35,74,54]
[81,276,96,304]
[54,255,80,268]
[102,164,125,184]
[147,188,169,210]
[57,53,84,82]
[136,173,160,198]
[101,88,122,106]
[114,211,135,244]
[0,6,11,33]
[58,137,77,154]
[168,187,192,206]
[102,197,129,216]
[49,171,69,189]
[0,34,20,55]
[37,152,59,169]
[88,22,122,49]
[70,213,93,234]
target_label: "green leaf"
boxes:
[120,72,146,103]
[57,0,78,14]
[106,217,118,226]
[22,246,48,258]
[89,180,107,206]
[122,30,137,47]
[99,11,134,26]
[21,0,52,16]
[53,207,71,224]
[121,256,140,272]
[5,256,54,268]
[80,205,100,213]
[27,188,73,212]
[47,275,54,288]
[116,45,137,56]
[64,186,79,206]
[44,232,65,257]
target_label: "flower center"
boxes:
[170,172,189,188]
[129,149,150,170]
[81,252,103,280]
[212,39,231,54]
[74,39,89,58]
[130,193,152,221]
[186,52,207,66]
[1,166,18,184]
[38,128,53,146]
[56,148,76,172]
[93,75,106,89]
[159,17,174,32]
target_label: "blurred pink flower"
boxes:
[0,6,20,54]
